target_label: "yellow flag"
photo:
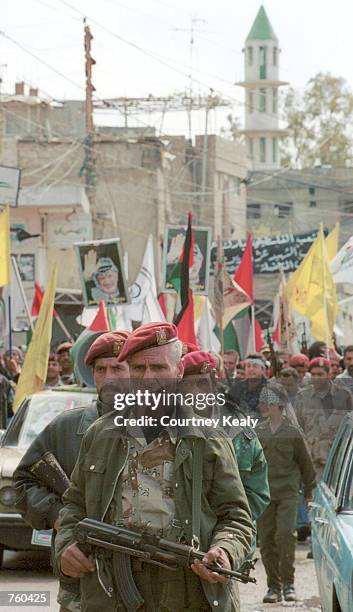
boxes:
[13,265,57,412]
[285,226,337,345]
[325,222,339,262]
[0,206,10,287]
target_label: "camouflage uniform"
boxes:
[294,382,353,480]
[55,414,255,612]
[109,430,177,536]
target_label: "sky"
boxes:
[2,0,353,135]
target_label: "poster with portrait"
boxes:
[13,254,35,282]
[162,225,212,295]
[75,239,130,307]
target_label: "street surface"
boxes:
[1,542,321,612]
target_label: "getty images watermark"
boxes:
[110,389,259,430]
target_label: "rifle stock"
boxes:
[29,451,70,497]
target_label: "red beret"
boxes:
[289,354,309,367]
[182,341,199,355]
[309,357,330,371]
[85,331,130,366]
[182,351,217,376]
[57,341,73,354]
[118,322,178,362]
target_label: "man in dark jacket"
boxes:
[228,354,268,418]
[14,331,130,612]
[55,323,255,612]
[0,372,14,426]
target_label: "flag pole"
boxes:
[8,295,12,354]
[320,224,330,347]
[279,267,290,351]
[216,235,225,360]
[251,303,256,352]
[54,312,74,343]
[11,256,34,332]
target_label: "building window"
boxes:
[259,89,266,113]
[248,138,254,158]
[260,137,266,162]
[275,202,293,218]
[310,201,316,208]
[340,200,353,214]
[272,138,278,163]
[273,47,278,66]
[309,186,315,195]
[247,203,261,219]
[259,46,267,79]
[248,91,254,113]
[272,88,278,114]
[247,46,253,66]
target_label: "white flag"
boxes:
[126,235,165,323]
[197,297,220,353]
[331,236,353,284]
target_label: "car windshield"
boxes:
[343,459,353,511]
[16,392,96,449]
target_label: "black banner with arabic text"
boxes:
[210,229,325,275]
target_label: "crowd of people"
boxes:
[1,325,352,610]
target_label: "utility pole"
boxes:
[83,20,97,221]
[172,17,206,140]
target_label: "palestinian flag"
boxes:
[170,212,198,346]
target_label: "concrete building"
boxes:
[0,84,249,340]
[237,5,288,171]
[168,135,248,240]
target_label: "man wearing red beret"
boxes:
[294,357,353,481]
[182,350,270,532]
[14,331,130,612]
[55,322,255,612]
[288,354,310,383]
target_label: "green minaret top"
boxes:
[246,5,278,41]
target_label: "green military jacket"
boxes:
[294,382,353,476]
[256,417,316,500]
[55,414,255,612]
[232,428,270,522]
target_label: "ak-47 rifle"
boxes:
[74,518,256,611]
[301,322,309,357]
[266,328,279,378]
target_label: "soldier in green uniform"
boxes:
[295,357,353,481]
[14,331,130,612]
[256,381,316,604]
[55,323,255,612]
[181,350,270,524]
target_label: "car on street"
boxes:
[0,387,96,568]
[311,412,353,612]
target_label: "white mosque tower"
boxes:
[237,5,288,170]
